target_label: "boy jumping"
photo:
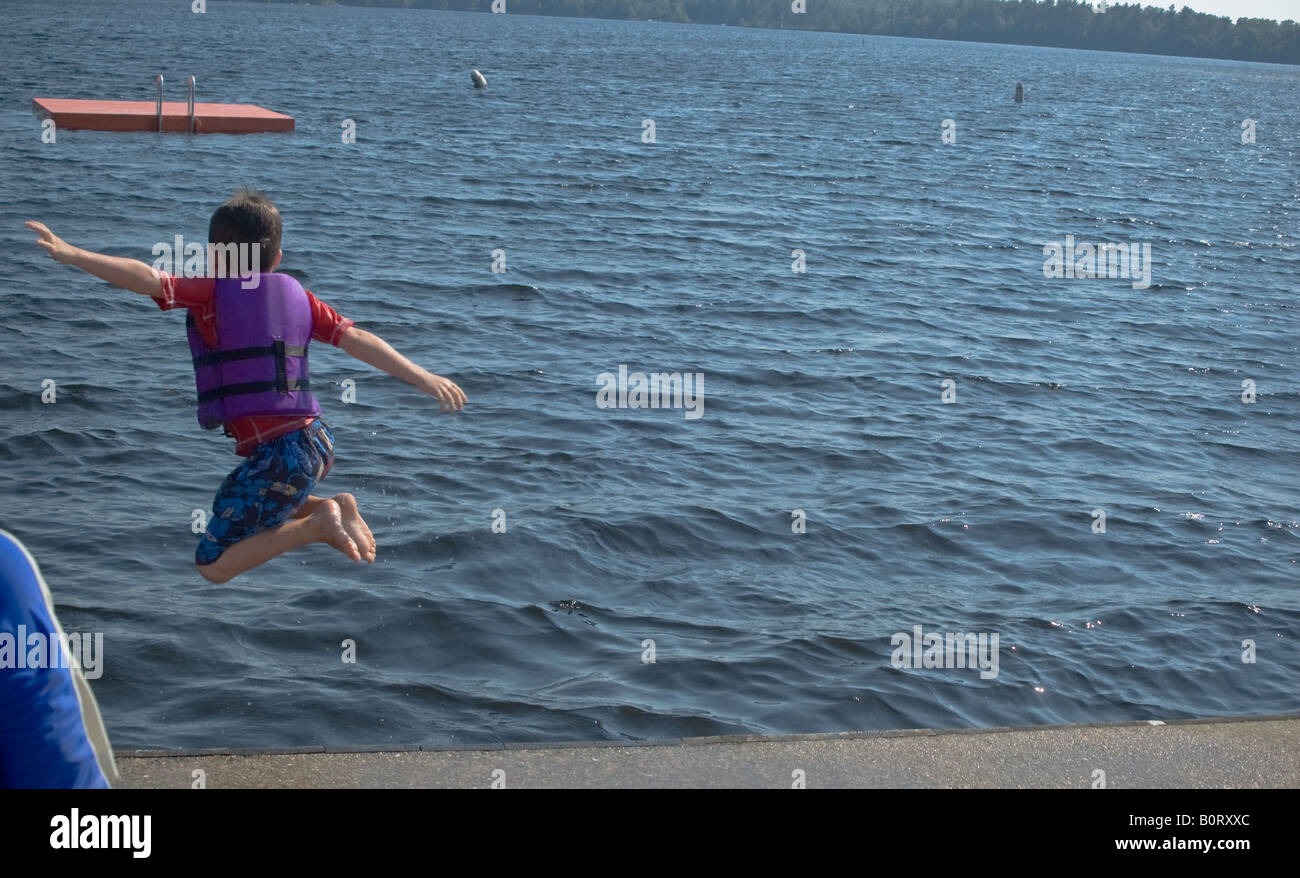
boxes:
[25,188,466,583]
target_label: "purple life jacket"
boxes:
[186,273,321,430]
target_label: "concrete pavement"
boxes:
[112,714,1300,788]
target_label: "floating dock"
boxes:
[113,714,1300,788]
[32,98,294,134]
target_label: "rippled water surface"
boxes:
[1,0,1297,749]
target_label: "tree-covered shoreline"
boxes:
[243,0,1299,66]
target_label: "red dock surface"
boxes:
[32,98,294,134]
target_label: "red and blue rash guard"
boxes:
[153,273,354,456]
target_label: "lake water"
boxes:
[1,0,1297,749]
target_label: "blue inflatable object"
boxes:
[0,528,117,788]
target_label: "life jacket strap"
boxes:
[196,379,312,404]
[273,339,289,392]
[191,341,308,368]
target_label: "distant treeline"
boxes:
[254,0,1300,65]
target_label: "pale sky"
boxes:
[1120,1,1298,22]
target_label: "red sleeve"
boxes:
[305,290,354,346]
[151,273,215,311]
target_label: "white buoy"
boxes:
[471,69,487,89]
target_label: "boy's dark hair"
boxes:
[208,187,281,274]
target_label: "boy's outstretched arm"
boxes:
[25,221,161,297]
[339,326,467,412]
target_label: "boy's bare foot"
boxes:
[311,498,361,562]
[333,492,376,563]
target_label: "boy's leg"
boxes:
[197,499,359,584]
[298,422,375,562]
[291,495,328,518]
[292,493,376,562]
[194,421,372,582]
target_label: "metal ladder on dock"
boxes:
[154,74,197,133]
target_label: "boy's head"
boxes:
[208,187,282,275]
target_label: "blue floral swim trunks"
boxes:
[196,420,335,566]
